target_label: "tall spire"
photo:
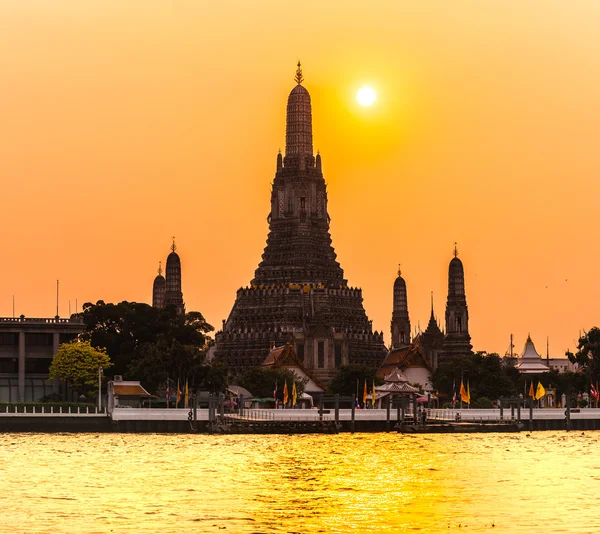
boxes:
[391,265,410,347]
[294,61,303,85]
[285,62,313,158]
[152,261,166,309]
[171,236,177,253]
[430,291,435,319]
[453,242,458,258]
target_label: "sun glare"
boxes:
[357,87,376,106]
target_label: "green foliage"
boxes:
[471,396,493,409]
[327,365,382,396]
[128,340,228,394]
[49,341,112,396]
[431,352,517,402]
[237,367,306,399]
[567,327,600,385]
[80,300,214,382]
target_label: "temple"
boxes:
[515,335,550,374]
[390,265,410,348]
[441,244,472,360]
[214,63,387,383]
[152,239,185,315]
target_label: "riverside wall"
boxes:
[1,408,600,433]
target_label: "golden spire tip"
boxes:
[294,61,304,85]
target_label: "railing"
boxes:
[0,405,106,417]
[0,317,84,325]
[225,410,275,423]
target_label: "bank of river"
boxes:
[0,432,598,533]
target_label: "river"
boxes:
[0,432,597,533]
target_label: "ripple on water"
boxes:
[0,432,599,533]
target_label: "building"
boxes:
[152,262,166,309]
[373,367,421,409]
[515,335,550,374]
[390,266,411,348]
[377,338,433,392]
[107,377,153,413]
[261,342,325,402]
[442,245,472,361]
[214,63,387,383]
[0,316,84,402]
[421,292,445,369]
[546,358,577,374]
[152,239,185,315]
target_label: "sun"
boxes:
[357,86,376,106]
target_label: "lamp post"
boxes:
[98,366,103,412]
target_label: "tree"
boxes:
[128,340,227,394]
[49,340,112,396]
[567,327,600,383]
[79,300,214,379]
[327,365,382,397]
[237,367,306,399]
[431,352,517,402]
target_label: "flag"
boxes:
[176,379,181,407]
[363,380,368,405]
[355,396,361,409]
[460,379,468,403]
[529,381,535,399]
[283,381,289,405]
[535,382,546,401]
[273,380,278,400]
[184,379,189,409]
[452,380,456,407]
[292,381,297,406]
[467,381,471,406]
[165,379,170,407]
[372,380,376,406]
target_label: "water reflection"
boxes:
[0,432,598,533]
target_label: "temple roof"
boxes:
[383,367,410,383]
[515,335,550,374]
[262,342,325,392]
[377,340,431,379]
[113,382,153,397]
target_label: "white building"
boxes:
[515,336,550,374]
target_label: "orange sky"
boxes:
[1,2,599,357]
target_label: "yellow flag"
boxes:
[529,381,535,398]
[460,379,468,403]
[535,382,546,400]
[292,382,297,406]
[363,380,368,405]
[467,381,471,405]
[283,381,289,404]
[184,379,189,409]
[372,379,377,406]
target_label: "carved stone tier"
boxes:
[215,68,387,382]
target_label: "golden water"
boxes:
[0,432,598,533]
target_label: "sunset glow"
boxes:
[357,87,376,106]
[0,2,599,356]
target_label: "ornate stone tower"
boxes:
[422,292,444,369]
[442,244,472,360]
[390,265,411,348]
[214,63,387,382]
[152,262,166,309]
[164,238,185,315]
